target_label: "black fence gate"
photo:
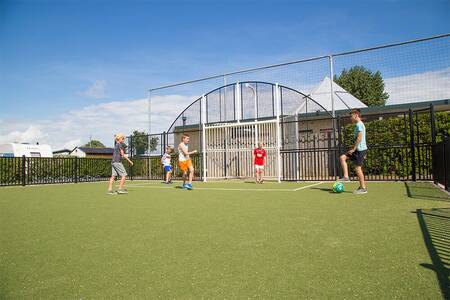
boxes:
[432,138,450,191]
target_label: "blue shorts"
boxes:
[164,165,172,172]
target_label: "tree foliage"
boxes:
[82,140,105,148]
[334,66,389,106]
[130,130,159,156]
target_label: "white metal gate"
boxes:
[204,120,280,180]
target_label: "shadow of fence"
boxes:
[405,182,450,202]
[416,208,450,299]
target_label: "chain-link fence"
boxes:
[2,34,449,186]
[132,34,449,182]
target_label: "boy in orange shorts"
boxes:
[178,134,197,190]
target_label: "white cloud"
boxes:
[80,80,107,99]
[0,125,47,144]
[385,67,450,105]
[0,94,196,150]
[1,67,448,151]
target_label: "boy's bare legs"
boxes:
[108,176,115,191]
[188,166,194,184]
[255,170,262,183]
[182,171,187,186]
[355,166,366,189]
[340,154,349,179]
[119,176,126,190]
[165,171,169,183]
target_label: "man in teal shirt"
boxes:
[339,109,368,194]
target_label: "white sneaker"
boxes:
[353,187,368,194]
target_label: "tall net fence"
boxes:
[131,34,450,181]
[2,35,448,186]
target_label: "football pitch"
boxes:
[1,180,449,299]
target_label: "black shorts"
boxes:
[345,150,367,167]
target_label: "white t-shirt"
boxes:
[178,143,188,161]
[161,153,171,166]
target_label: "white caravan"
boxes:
[0,143,53,158]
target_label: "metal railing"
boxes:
[0,155,204,187]
[432,138,450,191]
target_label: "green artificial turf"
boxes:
[0,181,449,299]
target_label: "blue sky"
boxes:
[0,0,449,148]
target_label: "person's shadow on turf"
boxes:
[310,187,353,194]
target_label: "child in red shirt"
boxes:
[253,142,267,184]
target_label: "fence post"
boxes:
[442,136,449,191]
[74,157,78,183]
[337,115,342,177]
[129,135,133,181]
[162,132,167,181]
[430,104,436,145]
[409,109,416,181]
[21,155,26,186]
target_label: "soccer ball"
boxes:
[332,182,344,193]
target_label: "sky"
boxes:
[0,0,449,149]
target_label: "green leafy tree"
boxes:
[130,130,159,156]
[82,140,105,148]
[334,66,389,106]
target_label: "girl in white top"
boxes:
[161,146,173,184]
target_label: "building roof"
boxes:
[294,98,450,120]
[53,149,72,154]
[77,147,114,154]
[305,77,368,112]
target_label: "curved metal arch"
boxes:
[167,96,203,133]
[203,82,237,98]
[166,81,333,133]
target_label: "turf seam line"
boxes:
[293,181,324,191]
[127,182,325,192]
[128,185,294,192]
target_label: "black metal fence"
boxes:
[432,138,450,191]
[0,157,113,186]
[1,105,449,187]
[0,155,203,187]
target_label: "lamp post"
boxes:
[182,115,187,133]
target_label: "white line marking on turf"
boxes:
[128,185,293,192]
[293,181,324,191]
[128,181,325,192]
[194,187,293,192]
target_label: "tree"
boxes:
[129,130,159,156]
[82,140,105,148]
[334,66,389,106]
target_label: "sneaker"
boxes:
[117,189,128,194]
[339,177,351,182]
[185,184,193,190]
[182,184,187,189]
[353,187,368,194]
[107,190,116,195]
